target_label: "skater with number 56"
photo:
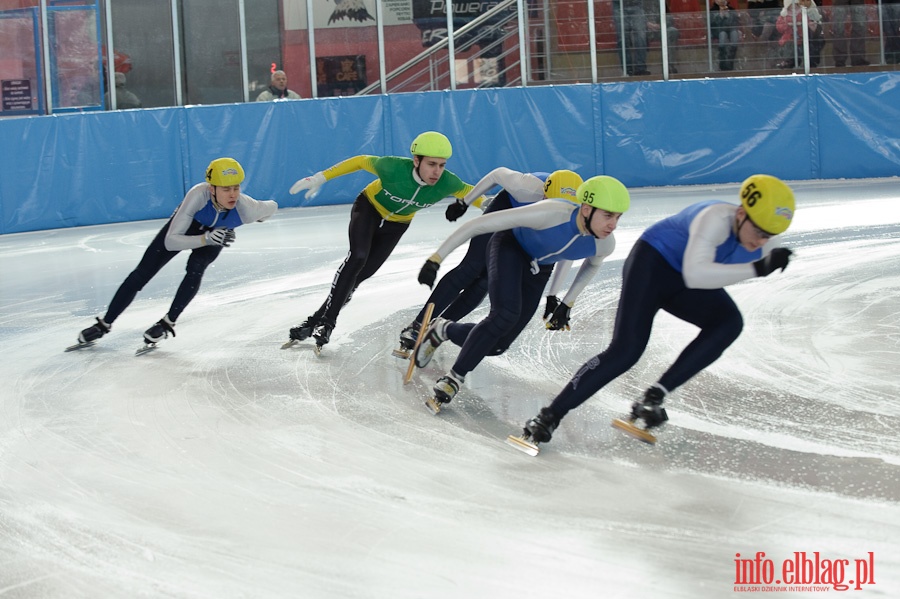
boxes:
[512,174,796,453]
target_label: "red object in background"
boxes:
[100,47,132,74]
[271,62,277,73]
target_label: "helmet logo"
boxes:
[775,206,794,221]
[221,168,239,176]
[560,186,576,197]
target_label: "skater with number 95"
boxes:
[69,158,278,354]
[511,174,796,454]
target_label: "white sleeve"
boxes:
[164,185,209,251]
[682,207,759,289]
[560,236,616,306]
[546,260,574,298]
[235,194,278,223]
[434,201,572,261]
[461,168,544,207]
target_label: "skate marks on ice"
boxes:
[3,184,900,596]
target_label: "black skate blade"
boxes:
[392,347,411,359]
[64,341,95,352]
[612,418,657,444]
[281,339,299,349]
[424,397,444,415]
[135,343,158,356]
[505,434,540,456]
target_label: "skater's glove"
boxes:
[445,199,468,222]
[418,254,442,289]
[205,228,236,247]
[545,303,571,331]
[753,247,793,277]
[289,171,326,199]
[543,295,560,320]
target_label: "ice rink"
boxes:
[1,178,899,598]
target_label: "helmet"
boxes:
[409,131,452,159]
[576,175,630,213]
[543,170,583,203]
[206,157,245,187]
[739,174,795,235]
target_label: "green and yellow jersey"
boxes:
[321,155,479,223]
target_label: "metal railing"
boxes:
[356,0,522,95]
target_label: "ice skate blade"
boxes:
[313,344,324,356]
[611,418,657,444]
[424,397,444,415]
[505,434,540,456]
[65,341,95,352]
[404,303,434,384]
[392,347,411,359]
[135,343,158,356]
[281,339,299,349]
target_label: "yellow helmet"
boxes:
[576,175,630,213]
[543,170,583,203]
[409,131,452,159]
[740,174,795,235]
[206,157,245,187]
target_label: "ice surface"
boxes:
[1,179,898,598]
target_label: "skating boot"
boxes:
[425,370,464,414]
[138,316,175,354]
[506,408,558,456]
[312,319,335,355]
[414,317,449,368]
[143,316,176,344]
[612,384,668,444]
[66,317,111,351]
[392,320,420,359]
[525,408,558,443]
[282,315,319,349]
[630,384,669,429]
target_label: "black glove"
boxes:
[445,199,468,222]
[753,247,793,277]
[543,295,560,320]
[418,259,440,289]
[545,303,571,331]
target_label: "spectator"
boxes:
[711,0,742,71]
[882,0,900,64]
[612,0,651,76]
[775,0,826,68]
[647,0,681,73]
[831,0,869,66]
[255,70,301,101]
[747,0,782,67]
[105,72,142,110]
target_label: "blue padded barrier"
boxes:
[1,73,898,234]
